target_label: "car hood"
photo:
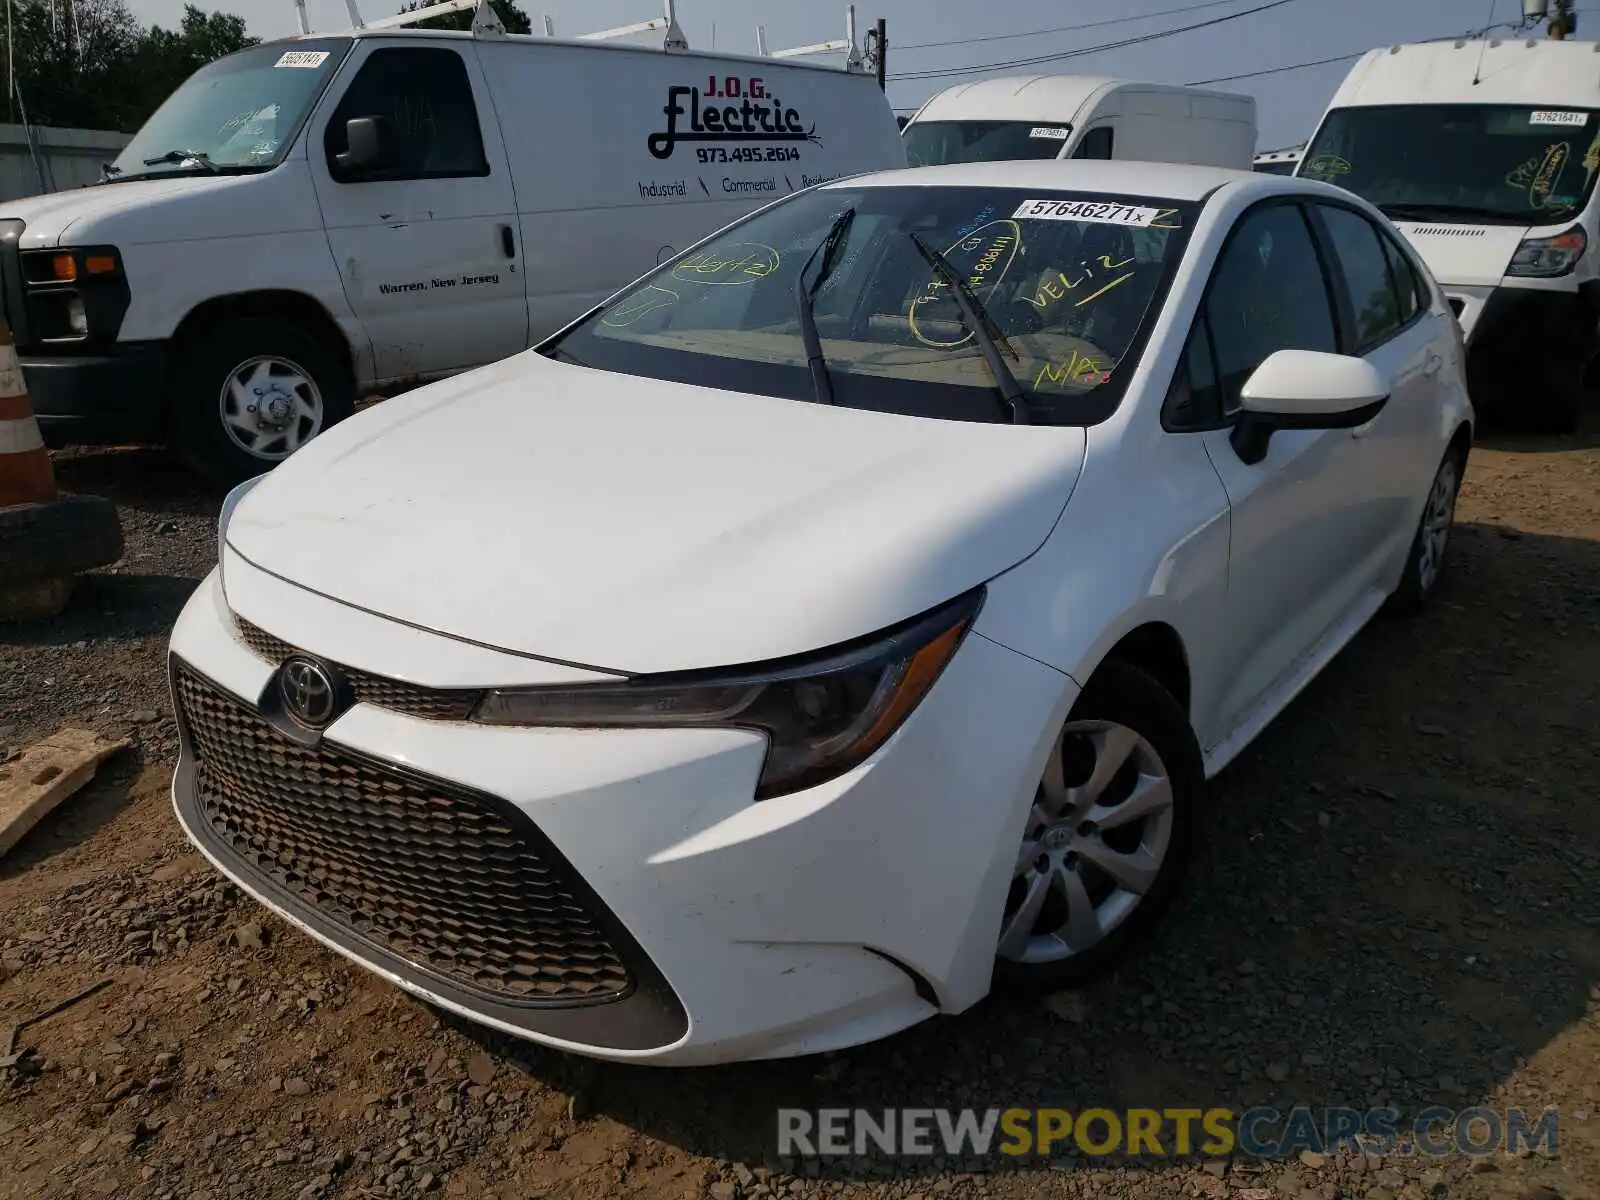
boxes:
[225,353,1087,674]
[1391,221,1528,289]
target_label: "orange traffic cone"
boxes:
[0,323,57,508]
[0,320,122,620]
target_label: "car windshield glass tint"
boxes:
[545,185,1195,426]
[1301,104,1600,224]
[110,39,352,178]
[904,121,1072,166]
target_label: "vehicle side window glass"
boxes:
[1164,318,1222,429]
[1205,204,1337,416]
[1318,204,1403,350]
[1072,127,1114,160]
[325,48,487,181]
[1380,232,1423,324]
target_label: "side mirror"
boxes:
[1231,349,1390,465]
[335,115,396,176]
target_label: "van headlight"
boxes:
[1506,227,1586,277]
[475,589,982,798]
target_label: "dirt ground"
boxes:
[1,409,1597,1200]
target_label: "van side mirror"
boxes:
[1230,349,1390,465]
[335,116,396,176]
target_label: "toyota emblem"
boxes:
[279,657,338,727]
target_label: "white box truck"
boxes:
[1,0,906,484]
[901,75,1257,170]
[1300,37,1600,431]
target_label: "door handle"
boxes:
[499,224,515,258]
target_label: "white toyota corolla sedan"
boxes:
[169,160,1472,1066]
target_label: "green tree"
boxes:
[2,0,256,132]
[398,0,532,34]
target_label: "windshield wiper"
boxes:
[909,231,1028,425]
[100,162,121,180]
[794,207,855,406]
[1377,201,1528,224]
[142,149,218,172]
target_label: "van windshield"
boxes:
[904,121,1072,166]
[1302,104,1600,225]
[108,39,352,181]
[543,185,1195,426]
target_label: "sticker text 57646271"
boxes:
[1012,199,1162,227]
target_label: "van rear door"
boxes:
[308,39,528,381]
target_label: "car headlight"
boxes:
[475,589,983,799]
[1506,226,1586,277]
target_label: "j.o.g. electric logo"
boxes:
[648,76,821,159]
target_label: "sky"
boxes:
[121,0,1577,149]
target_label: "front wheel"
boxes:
[991,659,1203,994]
[171,318,354,489]
[1385,446,1462,615]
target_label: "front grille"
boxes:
[234,617,483,721]
[174,664,633,1004]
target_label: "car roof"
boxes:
[836,159,1272,202]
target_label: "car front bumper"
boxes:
[167,564,1073,1065]
[26,343,168,446]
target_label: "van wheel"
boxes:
[991,660,1202,995]
[171,318,353,489]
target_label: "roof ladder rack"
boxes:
[767,5,866,70]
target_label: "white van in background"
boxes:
[1301,38,1600,432]
[901,76,1257,170]
[1254,145,1304,175]
[2,0,905,485]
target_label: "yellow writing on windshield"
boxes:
[1025,256,1137,313]
[671,243,780,285]
[601,285,680,327]
[1301,155,1351,183]
[908,220,1023,349]
[1034,350,1109,391]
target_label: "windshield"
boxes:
[544,185,1196,426]
[904,121,1072,166]
[1301,104,1600,225]
[109,39,352,179]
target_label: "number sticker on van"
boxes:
[1530,110,1588,126]
[275,51,330,68]
[1011,199,1159,226]
[1029,127,1071,140]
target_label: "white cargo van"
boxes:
[1254,145,1304,175]
[901,75,1257,170]
[1301,38,1600,431]
[3,0,905,484]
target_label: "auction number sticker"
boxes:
[1029,126,1071,139]
[275,50,329,68]
[1012,198,1159,226]
[1530,110,1588,126]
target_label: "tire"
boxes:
[991,658,1203,995]
[170,318,354,490]
[1385,444,1464,616]
[0,495,123,585]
